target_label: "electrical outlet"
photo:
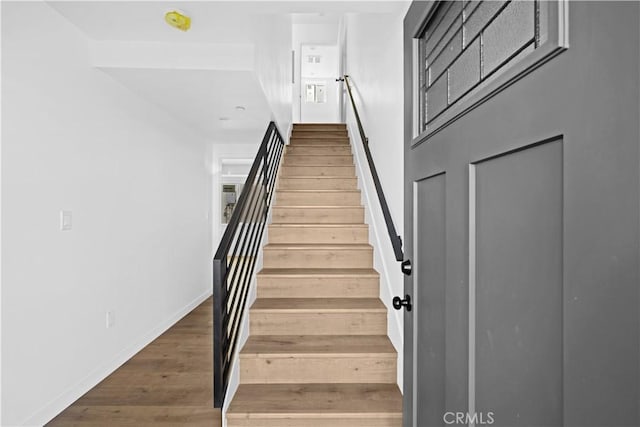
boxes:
[106,311,115,328]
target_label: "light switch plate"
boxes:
[60,210,72,231]
[106,311,115,328]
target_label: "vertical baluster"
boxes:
[212,258,227,408]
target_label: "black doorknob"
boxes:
[392,295,412,312]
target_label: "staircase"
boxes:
[226,123,402,427]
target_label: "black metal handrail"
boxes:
[341,75,407,268]
[213,121,285,408]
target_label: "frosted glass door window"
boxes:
[419,0,541,131]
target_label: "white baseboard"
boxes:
[22,289,213,427]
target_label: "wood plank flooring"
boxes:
[47,298,221,427]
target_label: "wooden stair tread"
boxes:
[227,383,402,416]
[290,135,348,137]
[258,268,378,277]
[279,176,356,179]
[287,145,353,149]
[292,130,347,132]
[293,123,346,126]
[289,142,349,144]
[276,190,359,193]
[287,145,352,148]
[286,154,352,157]
[240,335,396,357]
[288,144,350,147]
[265,243,371,250]
[274,206,361,209]
[251,298,385,312]
[268,224,367,228]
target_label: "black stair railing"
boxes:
[341,75,411,277]
[213,121,285,408]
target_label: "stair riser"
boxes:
[289,138,350,146]
[263,249,373,269]
[293,123,347,130]
[228,418,401,427]
[257,276,379,298]
[284,155,353,166]
[240,357,396,384]
[272,208,364,224]
[291,131,348,138]
[287,146,352,155]
[293,124,347,129]
[268,225,368,244]
[276,191,361,206]
[279,166,355,177]
[291,137,349,143]
[250,312,387,335]
[278,178,357,190]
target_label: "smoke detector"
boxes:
[165,9,191,32]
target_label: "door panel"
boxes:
[473,139,563,427]
[414,173,447,427]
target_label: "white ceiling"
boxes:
[48,1,409,141]
[102,68,271,137]
[49,1,255,43]
[49,1,409,42]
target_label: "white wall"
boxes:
[301,45,339,78]
[1,3,211,425]
[251,15,293,137]
[344,6,410,390]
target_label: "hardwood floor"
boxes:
[47,298,221,427]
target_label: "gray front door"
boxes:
[402,2,639,427]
